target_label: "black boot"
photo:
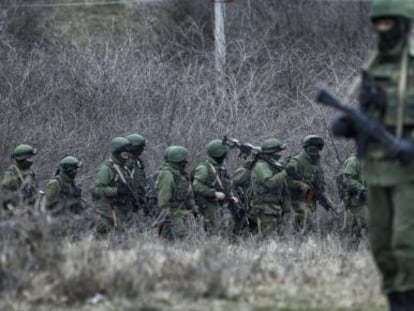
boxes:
[388,292,405,311]
[388,291,414,311]
[404,290,414,311]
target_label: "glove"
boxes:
[356,190,367,203]
[396,140,414,165]
[295,181,310,193]
[117,182,131,197]
[331,115,357,138]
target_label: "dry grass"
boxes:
[0,214,385,311]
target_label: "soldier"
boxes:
[92,137,135,234]
[155,146,198,240]
[285,135,334,234]
[192,139,238,235]
[126,133,154,215]
[1,144,38,212]
[337,155,368,240]
[332,1,414,307]
[250,138,290,237]
[45,156,84,215]
[231,156,257,234]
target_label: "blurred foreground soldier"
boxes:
[126,133,155,215]
[337,155,368,241]
[192,139,238,235]
[286,135,334,234]
[155,146,198,240]
[45,156,83,215]
[331,1,414,308]
[250,138,290,237]
[1,144,38,212]
[92,137,135,235]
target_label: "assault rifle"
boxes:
[316,86,414,164]
[222,136,261,159]
[285,167,338,215]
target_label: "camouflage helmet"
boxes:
[303,134,325,148]
[126,133,146,147]
[206,139,228,158]
[110,137,131,154]
[12,144,37,160]
[59,156,83,170]
[261,138,286,154]
[370,0,414,20]
[165,146,189,163]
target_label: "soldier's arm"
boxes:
[1,168,19,191]
[343,159,365,192]
[231,167,248,188]
[285,158,302,189]
[92,165,117,198]
[192,165,216,197]
[45,179,61,208]
[155,170,174,208]
[254,162,287,189]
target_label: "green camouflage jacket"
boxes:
[155,162,197,211]
[45,172,83,214]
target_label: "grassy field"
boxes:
[0,213,386,311]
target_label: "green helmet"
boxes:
[165,146,189,163]
[370,0,414,20]
[206,139,228,158]
[12,144,37,160]
[261,138,286,154]
[59,156,83,170]
[110,137,131,154]
[303,135,325,148]
[126,133,146,147]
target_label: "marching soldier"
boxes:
[45,156,84,215]
[285,135,334,234]
[92,137,135,234]
[1,144,38,213]
[192,139,238,235]
[155,146,198,240]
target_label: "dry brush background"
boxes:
[0,1,385,310]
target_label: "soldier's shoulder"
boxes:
[4,165,18,174]
[46,178,61,189]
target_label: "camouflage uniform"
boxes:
[250,138,290,237]
[193,140,236,235]
[338,155,368,238]
[337,0,414,303]
[286,135,331,234]
[45,156,83,215]
[1,144,38,212]
[126,133,154,215]
[231,157,257,233]
[156,146,197,240]
[92,137,135,234]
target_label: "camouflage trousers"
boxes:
[95,208,138,236]
[368,182,414,294]
[345,202,369,239]
[292,201,315,234]
[158,209,191,241]
[250,202,284,237]
[199,203,233,236]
